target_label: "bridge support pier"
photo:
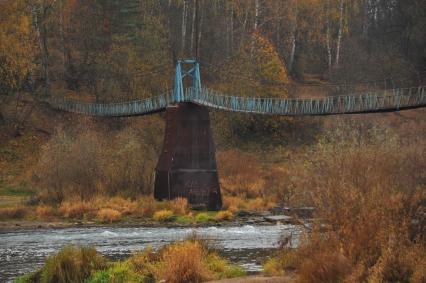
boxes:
[154,102,222,210]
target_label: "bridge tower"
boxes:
[154,60,222,210]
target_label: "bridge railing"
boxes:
[45,90,174,116]
[186,86,426,115]
[44,86,425,117]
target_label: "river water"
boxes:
[0,224,302,282]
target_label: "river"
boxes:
[0,224,302,282]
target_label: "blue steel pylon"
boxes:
[173,59,201,102]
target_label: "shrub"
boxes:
[34,124,161,204]
[217,150,265,198]
[86,262,143,283]
[35,205,55,219]
[0,205,28,220]
[175,215,194,225]
[152,210,174,222]
[103,197,137,216]
[97,208,122,223]
[263,257,284,276]
[135,196,163,218]
[222,196,275,212]
[38,246,107,283]
[35,127,102,203]
[263,121,426,282]
[222,196,245,212]
[195,213,211,223]
[246,197,275,212]
[154,241,213,283]
[13,274,34,283]
[215,210,234,221]
[205,253,245,279]
[169,197,189,215]
[298,250,351,283]
[128,246,157,276]
[59,200,94,219]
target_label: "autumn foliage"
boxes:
[264,119,426,282]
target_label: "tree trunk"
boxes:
[229,1,234,56]
[326,0,332,70]
[190,0,196,55]
[251,0,261,56]
[254,0,260,31]
[181,0,188,57]
[289,27,296,72]
[197,0,203,58]
[288,1,298,72]
[59,0,66,72]
[335,0,344,68]
[32,4,50,96]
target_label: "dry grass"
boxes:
[0,205,28,220]
[217,150,266,198]
[152,209,174,222]
[34,122,161,204]
[222,196,276,212]
[155,240,213,283]
[169,197,189,215]
[215,210,234,221]
[263,121,426,283]
[96,208,122,223]
[39,246,106,283]
[58,200,94,219]
[93,196,137,216]
[35,204,55,219]
[16,239,244,282]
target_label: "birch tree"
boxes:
[334,0,345,67]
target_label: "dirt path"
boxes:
[207,275,296,283]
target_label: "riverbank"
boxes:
[0,207,310,232]
[207,275,296,283]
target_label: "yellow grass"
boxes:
[96,208,122,223]
[155,241,213,283]
[169,197,189,215]
[153,209,174,222]
[59,200,94,219]
[215,210,234,221]
[35,204,55,219]
[0,205,28,220]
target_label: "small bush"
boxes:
[36,205,55,219]
[155,241,213,283]
[215,210,234,221]
[39,246,107,283]
[205,253,246,279]
[59,200,94,219]
[0,205,28,220]
[175,215,194,225]
[195,213,211,223]
[104,197,137,216]
[169,197,189,215]
[135,197,158,217]
[86,262,143,283]
[263,257,284,276]
[263,248,301,276]
[12,273,34,283]
[152,210,174,222]
[298,250,351,283]
[128,246,157,276]
[97,208,122,223]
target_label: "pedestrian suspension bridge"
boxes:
[45,60,426,210]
